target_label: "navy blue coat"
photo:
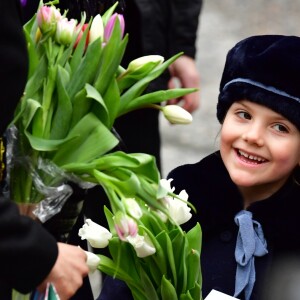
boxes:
[168,151,300,299]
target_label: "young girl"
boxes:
[169,35,300,300]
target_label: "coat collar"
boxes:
[200,151,300,249]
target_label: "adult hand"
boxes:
[167,55,200,113]
[38,243,89,300]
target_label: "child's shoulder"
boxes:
[168,151,223,179]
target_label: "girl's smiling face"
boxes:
[220,100,300,203]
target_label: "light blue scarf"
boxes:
[234,210,268,300]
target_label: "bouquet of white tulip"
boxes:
[79,178,202,300]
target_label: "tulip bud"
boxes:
[161,105,193,125]
[89,14,104,44]
[123,198,143,219]
[104,13,125,42]
[55,18,77,46]
[126,234,156,258]
[37,5,62,35]
[117,55,164,91]
[84,250,101,273]
[78,218,112,248]
[114,212,138,241]
[125,55,164,77]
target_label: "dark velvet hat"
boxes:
[217,35,300,130]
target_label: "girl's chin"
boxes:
[228,172,257,187]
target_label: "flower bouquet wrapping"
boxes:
[8,0,202,298]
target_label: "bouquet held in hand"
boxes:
[8,1,202,299]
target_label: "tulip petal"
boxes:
[78,219,112,248]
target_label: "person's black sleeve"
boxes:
[169,0,203,58]
[0,196,58,293]
[0,0,59,294]
[0,0,28,134]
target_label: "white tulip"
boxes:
[167,190,192,225]
[78,218,112,248]
[89,14,104,44]
[157,178,175,198]
[126,55,164,74]
[162,105,193,124]
[123,198,143,219]
[85,250,100,273]
[126,234,156,258]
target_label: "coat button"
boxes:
[220,230,233,242]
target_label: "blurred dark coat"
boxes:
[0,0,58,298]
[113,0,202,172]
[168,151,300,299]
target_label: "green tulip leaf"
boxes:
[139,265,159,300]
[179,292,194,300]
[101,78,120,128]
[161,275,178,300]
[103,205,117,235]
[186,223,202,252]
[98,255,139,288]
[186,248,201,290]
[187,281,202,300]
[50,66,72,139]
[120,88,197,116]
[118,52,183,113]
[70,88,92,129]
[93,21,128,95]
[70,18,91,73]
[67,37,102,99]
[52,113,119,166]
[101,1,119,25]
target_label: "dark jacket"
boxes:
[168,151,300,299]
[0,1,58,298]
[112,0,202,171]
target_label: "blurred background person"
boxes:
[0,1,89,299]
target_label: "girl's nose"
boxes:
[241,125,264,147]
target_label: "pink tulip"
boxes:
[37,5,62,35]
[104,13,125,42]
[114,212,138,241]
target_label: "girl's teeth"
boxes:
[238,150,266,162]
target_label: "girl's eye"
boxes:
[273,123,289,133]
[237,111,251,120]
